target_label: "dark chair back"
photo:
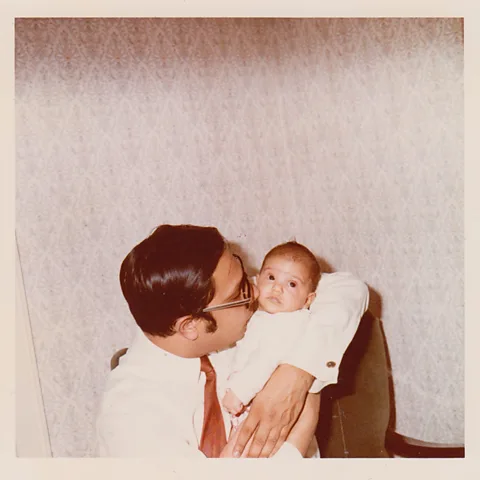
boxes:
[316,311,392,457]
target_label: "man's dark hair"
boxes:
[120,224,226,337]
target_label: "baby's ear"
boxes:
[304,292,316,309]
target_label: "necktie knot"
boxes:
[200,355,215,377]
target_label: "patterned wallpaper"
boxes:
[15,18,464,456]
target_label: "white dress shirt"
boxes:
[95,326,304,458]
[96,272,369,458]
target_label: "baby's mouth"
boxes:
[267,296,282,305]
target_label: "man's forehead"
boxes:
[225,246,234,274]
[224,246,244,272]
[213,249,242,293]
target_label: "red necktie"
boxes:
[199,355,227,457]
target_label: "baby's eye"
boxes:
[289,281,297,288]
[268,274,275,281]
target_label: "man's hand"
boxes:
[219,422,252,458]
[285,392,321,456]
[232,364,314,458]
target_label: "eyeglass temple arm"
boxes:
[202,298,251,313]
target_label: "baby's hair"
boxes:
[261,241,321,292]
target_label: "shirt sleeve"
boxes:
[281,272,369,392]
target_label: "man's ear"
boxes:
[175,316,200,341]
[304,292,316,309]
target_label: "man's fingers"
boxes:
[257,428,282,458]
[239,434,255,458]
[268,424,291,457]
[233,417,258,458]
[245,424,277,458]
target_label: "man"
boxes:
[96,224,369,458]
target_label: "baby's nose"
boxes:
[272,283,283,292]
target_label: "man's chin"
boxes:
[235,325,249,344]
[226,332,246,350]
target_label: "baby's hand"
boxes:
[222,388,244,415]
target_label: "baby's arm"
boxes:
[227,349,280,408]
[227,311,309,407]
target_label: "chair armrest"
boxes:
[385,430,465,458]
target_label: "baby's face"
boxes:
[256,255,315,314]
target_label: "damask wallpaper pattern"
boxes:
[15,18,463,456]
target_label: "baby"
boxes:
[222,241,321,416]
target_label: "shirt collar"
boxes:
[125,325,202,383]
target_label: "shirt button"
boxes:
[326,361,336,368]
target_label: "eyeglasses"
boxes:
[202,254,252,313]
